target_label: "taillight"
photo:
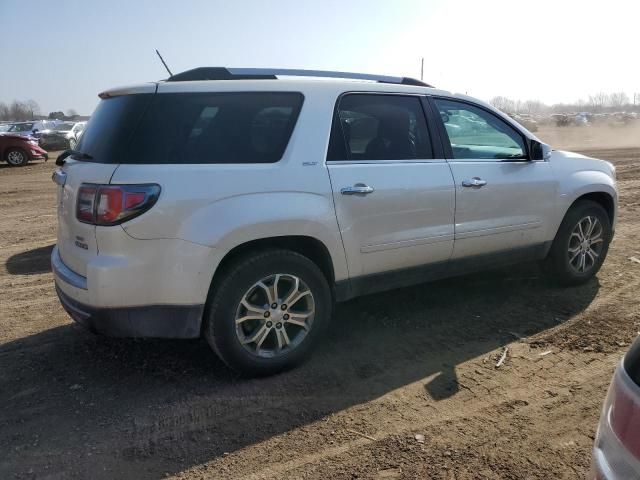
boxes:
[609,368,640,459]
[592,365,640,479]
[76,184,160,226]
[77,185,97,222]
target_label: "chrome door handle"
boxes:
[461,177,487,188]
[52,169,67,186]
[341,183,375,195]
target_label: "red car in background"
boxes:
[592,335,640,478]
[0,132,48,166]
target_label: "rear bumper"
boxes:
[55,284,203,338]
[52,245,204,338]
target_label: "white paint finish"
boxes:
[55,225,218,308]
[113,88,349,282]
[56,159,118,276]
[53,77,618,318]
[448,160,557,258]
[327,161,455,276]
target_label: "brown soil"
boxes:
[1,137,639,479]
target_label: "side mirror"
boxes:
[32,128,39,134]
[530,140,551,160]
[440,112,450,123]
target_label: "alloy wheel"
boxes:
[7,150,26,166]
[235,273,315,358]
[567,215,604,273]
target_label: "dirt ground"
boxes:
[1,126,640,479]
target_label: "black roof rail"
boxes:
[166,67,433,87]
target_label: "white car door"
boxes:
[430,97,557,260]
[327,93,456,286]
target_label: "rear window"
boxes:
[76,92,303,164]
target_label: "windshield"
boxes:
[54,123,74,131]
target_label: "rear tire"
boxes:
[6,148,28,167]
[544,200,612,286]
[203,249,332,376]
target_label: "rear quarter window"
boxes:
[77,92,304,164]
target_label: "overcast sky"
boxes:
[1,0,638,115]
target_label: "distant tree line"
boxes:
[0,100,81,122]
[490,92,640,115]
[0,100,41,121]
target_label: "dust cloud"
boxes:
[536,124,640,151]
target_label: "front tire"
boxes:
[203,249,332,376]
[544,200,612,285]
[69,138,77,150]
[6,148,28,167]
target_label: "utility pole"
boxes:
[420,58,424,81]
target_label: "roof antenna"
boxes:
[155,49,173,77]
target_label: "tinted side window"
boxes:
[328,94,432,161]
[126,92,303,164]
[434,98,527,160]
[76,92,303,164]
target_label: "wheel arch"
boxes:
[5,146,27,159]
[202,235,339,333]
[569,191,615,225]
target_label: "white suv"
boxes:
[52,67,617,375]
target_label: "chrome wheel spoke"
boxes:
[283,276,300,305]
[590,237,603,245]
[577,221,586,241]
[583,217,593,237]
[275,328,290,350]
[287,289,311,308]
[240,298,265,316]
[242,324,269,345]
[236,313,265,325]
[285,319,309,330]
[570,232,583,242]
[255,327,271,350]
[286,310,313,330]
[569,249,581,264]
[273,274,282,302]
[257,281,276,305]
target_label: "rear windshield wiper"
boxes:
[55,149,93,166]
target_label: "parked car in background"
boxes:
[0,132,48,166]
[592,335,640,479]
[574,113,590,126]
[510,113,539,132]
[6,120,58,138]
[551,113,571,127]
[52,67,617,376]
[39,122,75,150]
[66,121,87,149]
